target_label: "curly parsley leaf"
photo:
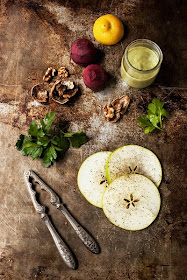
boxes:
[15,112,88,167]
[137,98,169,134]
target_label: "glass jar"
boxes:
[121,39,163,89]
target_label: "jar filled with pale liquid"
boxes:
[121,39,163,88]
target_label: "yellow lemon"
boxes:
[93,14,124,45]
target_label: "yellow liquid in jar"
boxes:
[121,46,160,88]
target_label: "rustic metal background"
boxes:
[0,0,186,279]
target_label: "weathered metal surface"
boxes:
[0,0,186,279]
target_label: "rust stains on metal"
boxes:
[25,1,73,46]
[0,1,187,279]
[0,250,14,280]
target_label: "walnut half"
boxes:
[31,83,49,103]
[50,80,78,105]
[104,95,130,122]
[43,67,57,82]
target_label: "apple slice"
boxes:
[105,145,162,187]
[77,151,111,208]
[102,174,161,231]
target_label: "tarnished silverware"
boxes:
[24,170,77,269]
[24,170,100,259]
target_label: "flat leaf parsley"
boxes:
[137,98,169,134]
[16,112,87,167]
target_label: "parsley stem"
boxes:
[155,125,163,131]
[159,113,162,129]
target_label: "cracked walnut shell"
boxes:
[31,66,78,105]
[31,83,49,103]
[51,80,78,105]
[104,95,130,122]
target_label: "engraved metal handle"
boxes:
[29,170,100,254]
[58,204,100,254]
[42,214,77,269]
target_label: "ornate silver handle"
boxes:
[57,204,100,254]
[42,214,77,269]
[28,170,100,254]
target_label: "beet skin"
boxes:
[71,39,97,66]
[83,64,107,90]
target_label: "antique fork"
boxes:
[24,170,100,268]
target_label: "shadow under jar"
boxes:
[121,39,163,89]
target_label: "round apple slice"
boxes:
[77,151,111,208]
[106,145,162,187]
[102,174,161,231]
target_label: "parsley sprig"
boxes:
[137,98,169,134]
[16,112,87,167]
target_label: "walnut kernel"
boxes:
[104,95,130,123]
[58,67,69,78]
[63,80,74,90]
[43,67,57,82]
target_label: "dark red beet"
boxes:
[71,39,97,66]
[83,64,107,90]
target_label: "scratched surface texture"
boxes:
[0,0,187,279]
